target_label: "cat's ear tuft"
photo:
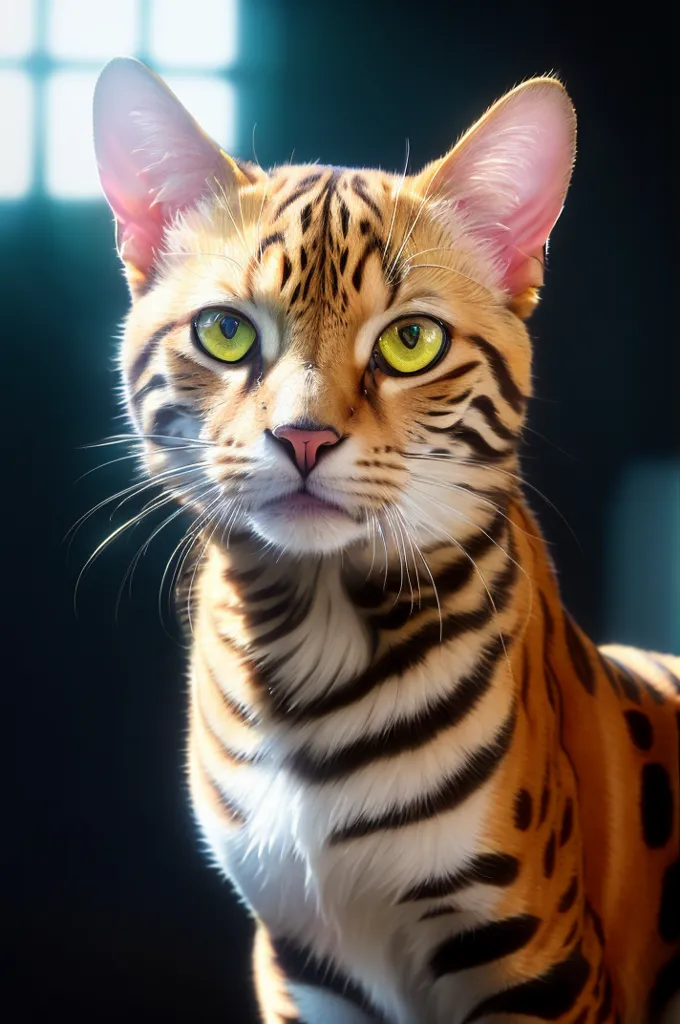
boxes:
[417,78,576,315]
[93,58,247,291]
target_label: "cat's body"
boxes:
[93,61,680,1023]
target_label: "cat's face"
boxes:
[95,60,575,558]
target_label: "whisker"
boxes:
[382,139,410,271]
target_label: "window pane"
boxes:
[0,0,35,58]
[164,75,236,150]
[45,71,101,198]
[0,71,33,198]
[47,0,139,60]
[149,0,237,68]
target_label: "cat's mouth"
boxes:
[260,490,352,519]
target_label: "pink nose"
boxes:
[272,424,340,475]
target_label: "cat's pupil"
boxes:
[220,316,240,340]
[399,324,420,349]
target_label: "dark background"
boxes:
[3,1,678,1021]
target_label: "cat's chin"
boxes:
[247,499,365,556]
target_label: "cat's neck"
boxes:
[190,491,533,721]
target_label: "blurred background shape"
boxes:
[0,0,238,198]
[606,459,680,653]
[1,0,676,1021]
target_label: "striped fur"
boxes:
[96,66,680,1023]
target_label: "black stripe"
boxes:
[273,173,324,221]
[563,614,596,696]
[287,635,505,782]
[462,943,590,1022]
[558,875,579,913]
[468,334,525,413]
[431,914,539,979]
[340,202,350,237]
[443,424,510,462]
[350,174,383,220]
[131,373,167,413]
[277,554,517,723]
[399,852,518,903]
[280,254,292,289]
[271,936,382,1021]
[543,832,557,878]
[329,707,516,844]
[352,237,380,292]
[588,902,606,947]
[595,975,613,1022]
[468,395,517,441]
[260,231,285,253]
[649,655,680,694]
[433,360,482,385]
[603,653,643,705]
[300,202,313,234]
[368,512,507,628]
[560,798,574,845]
[128,323,174,387]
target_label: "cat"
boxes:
[92,58,680,1023]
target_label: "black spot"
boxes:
[641,762,674,848]
[624,709,654,751]
[461,943,590,1022]
[544,832,556,878]
[560,798,574,846]
[359,218,370,235]
[339,247,349,274]
[300,202,313,234]
[514,789,533,831]
[659,859,680,942]
[558,875,578,913]
[563,920,579,948]
[280,254,292,289]
[329,260,338,297]
[299,246,307,270]
[563,614,596,696]
[289,282,301,305]
[430,914,540,979]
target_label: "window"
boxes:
[0,0,238,199]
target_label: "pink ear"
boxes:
[424,79,576,297]
[93,58,238,284]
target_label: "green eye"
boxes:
[193,308,258,363]
[375,316,448,375]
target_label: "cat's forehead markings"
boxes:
[255,166,393,325]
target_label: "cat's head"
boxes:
[94,59,575,558]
